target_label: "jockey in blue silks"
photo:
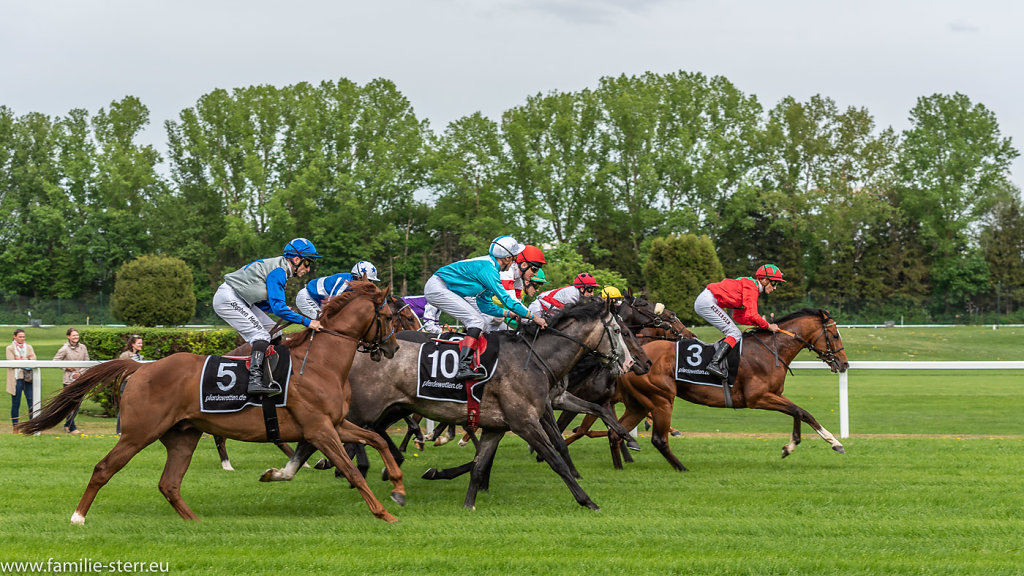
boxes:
[295,260,380,319]
[424,236,548,380]
[213,238,322,395]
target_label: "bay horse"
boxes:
[600,308,849,470]
[20,281,407,523]
[264,298,637,510]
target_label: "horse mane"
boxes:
[749,308,831,334]
[284,280,379,349]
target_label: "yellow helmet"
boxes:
[601,286,623,300]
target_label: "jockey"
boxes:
[527,272,600,318]
[474,244,546,332]
[524,267,547,299]
[600,286,623,307]
[425,236,548,380]
[295,260,379,319]
[213,238,323,395]
[694,264,784,379]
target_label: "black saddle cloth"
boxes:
[414,332,501,403]
[673,338,741,387]
[199,348,292,413]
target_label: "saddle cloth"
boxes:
[415,332,501,403]
[199,347,292,413]
[674,338,741,387]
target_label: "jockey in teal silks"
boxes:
[424,236,548,380]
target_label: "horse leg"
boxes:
[646,403,687,471]
[343,443,370,478]
[305,426,397,523]
[564,414,599,446]
[555,410,578,434]
[157,427,204,520]
[336,420,406,506]
[422,459,475,480]
[214,435,233,471]
[509,418,599,510]
[540,406,580,479]
[71,433,162,525]
[463,430,503,510]
[752,393,845,457]
[260,441,318,482]
[553,390,640,451]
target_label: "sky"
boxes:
[3,0,1022,188]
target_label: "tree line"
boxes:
[1,71,1021,324]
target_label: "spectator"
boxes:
[6,328,36,433]
[119,334,144,361]
[53,328,90,434]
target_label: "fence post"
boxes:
[839,370,849,439]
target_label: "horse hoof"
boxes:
[422,468,438,480]
[381,513,399,524]
[313,458,332,470]
[584,501,600,511]
[833,445,846,454]
[434,436,450,447]
[221,462,235,471]
[626,439,641,451]
[259,468,277,482]
[381,467,389,482]
[70,512,86,525]
[414,440,425,451]
[391,491,406,506]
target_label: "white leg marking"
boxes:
[70,512,86,525]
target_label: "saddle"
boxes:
[414,332,502,430]
[673,338,741,387]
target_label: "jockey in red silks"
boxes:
[424,236,549,380]
[527,272,600,318]
[693,264,785,379]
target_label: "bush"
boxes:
[111,255,196,326]
[643,234,724,324]
[79,327,238,416]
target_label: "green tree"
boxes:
[979,189,1024,316]
[642,234,723,323]
[111,255,196,326]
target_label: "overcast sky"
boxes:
[3,0,1022,188]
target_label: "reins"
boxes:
[520,311,625,385]
[747,313,845,373]
[298,296,394,374]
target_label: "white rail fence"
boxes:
[5,360,1024,439]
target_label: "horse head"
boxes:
[609,300,652,375]
[541,298,635,376]
[775,308,849,373]
[387,294,423,332]
[619,294,694,342]
[319,281,400,360]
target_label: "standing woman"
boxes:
[6,329,36,433]
[53,328,91,433]
[118,334,144,361]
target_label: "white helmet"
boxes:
[351,260,379,282]
[489,236,524,259]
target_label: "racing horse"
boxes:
[214,291,426,473]
[558,295,694,466]
[605,308,849,470]
[20,281,407,523]
[263,298,636,510]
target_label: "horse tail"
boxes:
[19,359,143,435]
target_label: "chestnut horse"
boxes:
[601,308,849,471]
[20,282,407,523]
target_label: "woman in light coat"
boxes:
[6,328,36,432]
[53,328,90,433]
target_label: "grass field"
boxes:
[1,323,1022,575]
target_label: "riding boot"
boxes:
[706,341,731,380]
[247,340,279,396]
[455,329,487,380]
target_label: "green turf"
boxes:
[0,434,1021,575]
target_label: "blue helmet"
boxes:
[283,238,321,259]
[351,260,379,282]
[489,236,524,259]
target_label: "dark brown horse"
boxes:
[558,295,694,464]
[20,282,407,523]
[263,299,638,510]
[596,308,849,470]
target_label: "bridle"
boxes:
[386,295,420,331]
[521,308,627,382]
[312,297,395,357]
[772,312,846,371]
[623,297,684,339]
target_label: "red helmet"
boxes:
[754,264,786,283]
[573,272,599,289]
[515,244,546,266]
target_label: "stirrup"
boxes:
[456,362,487,381]
[248,379,281,396]
[706,362,727,380]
